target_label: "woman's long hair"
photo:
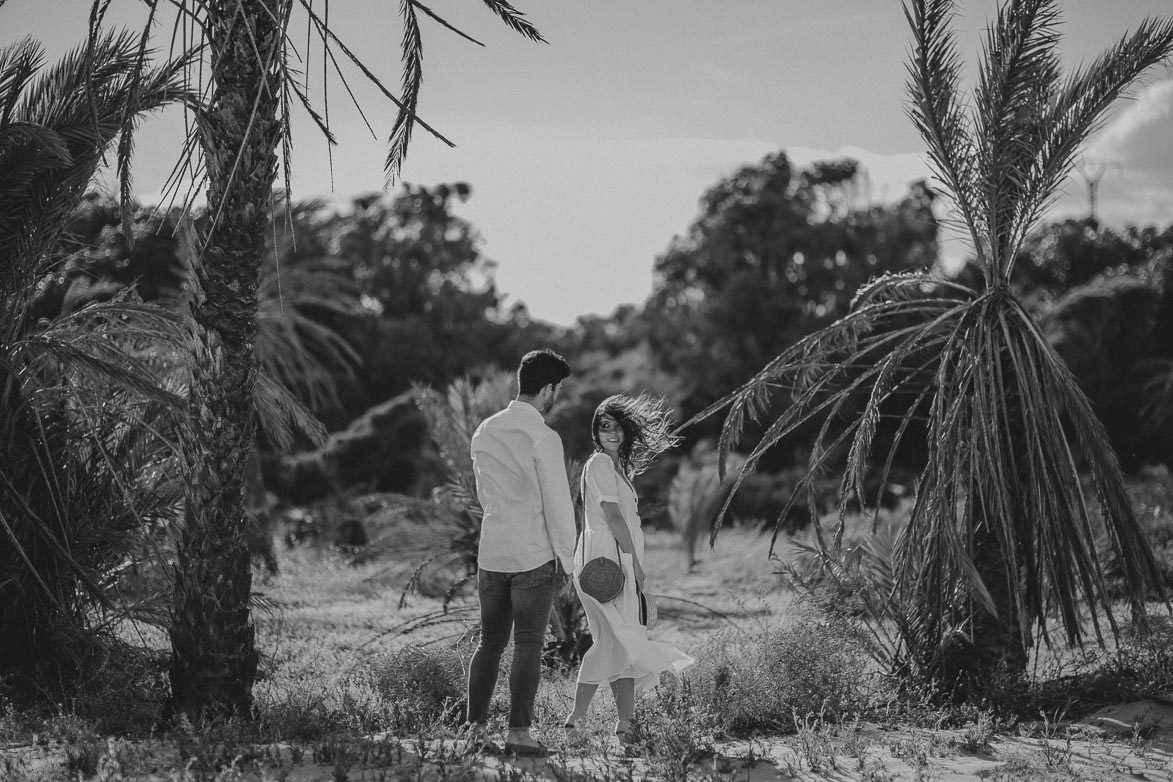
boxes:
[591,393,681,477]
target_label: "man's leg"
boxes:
[466,569,512,725]
[505,560,556,733]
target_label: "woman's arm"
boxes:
[600,500,645,590]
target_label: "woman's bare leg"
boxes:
[566,682,598,726]
[610,678,635,739]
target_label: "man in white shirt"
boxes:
[466,349,575,757]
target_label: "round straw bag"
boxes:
[579,556,624,602]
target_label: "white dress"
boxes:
[573,452,695,690]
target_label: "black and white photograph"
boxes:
[2,1,1173,779]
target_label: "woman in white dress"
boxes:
[565,394,695,746]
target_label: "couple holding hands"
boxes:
[465,349,694,757]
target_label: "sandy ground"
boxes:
[3,523,1171,780]
[6,698,1173,781]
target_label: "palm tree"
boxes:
[689,0,1173,693]
[0,32,191,674]
[83,0,544,721]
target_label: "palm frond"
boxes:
[294,0,457,167]
[1138,358,1173,433]
[411,2,486,47]
[1,323,183,668]
[384,0,423,187]
[903,0,985,268]
[906,0,1173,284]
[0,30,195,285]
[115,0,164,241]
[0,37,43,126]
[254,368,328,451]
[972,0,1061,268]
[480,0,546,43]
[13,301,184,406]
[255,245,361,416]
[1007,18,1173,278]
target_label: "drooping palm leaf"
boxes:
[254,208,362,421]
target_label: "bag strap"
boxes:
[616,537,643,602]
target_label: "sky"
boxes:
[3,1,1173,326]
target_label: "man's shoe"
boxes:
[503,740,549,758]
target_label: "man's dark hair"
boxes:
[517,349,570,396]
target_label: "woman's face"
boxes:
[596,413,625,456]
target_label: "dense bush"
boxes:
[689,605,882,733]
[358,645,466,733]
[1044,274,1172,473]
[270,391,435,504]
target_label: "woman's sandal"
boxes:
[563,718,588,743]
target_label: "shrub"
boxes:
[0,352,183,684]
[636,678,722,778]
[359,645,466,733]
[995,614,1173,721]
[273,391,434,504]
[690,604,881,733]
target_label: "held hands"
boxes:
[556,560,575,598]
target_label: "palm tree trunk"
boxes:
[968,516,1029,676]
[935,513,1030,696]
[939,391,1032,696]
[168,0,281,722]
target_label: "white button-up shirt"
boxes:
[470,400,577,574]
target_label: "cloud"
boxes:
[1053,79,1173,227]
[786,144,932,203]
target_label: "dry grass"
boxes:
[3,483,1173,780]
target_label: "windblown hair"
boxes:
[592,393,681,477]
[517,349,571,395]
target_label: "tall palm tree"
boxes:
[0,32,191,674]
[689,0,1173,693]
[86,0,544,721]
